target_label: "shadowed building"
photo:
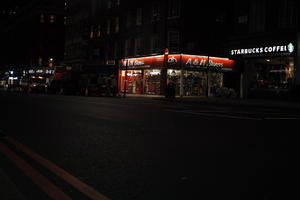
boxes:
[64,0,235,97]
[228,0,300,99]
[0,0,66,91]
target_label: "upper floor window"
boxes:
[168,0,180,18]
[114,0,120,7]
[97,25,101,37]
[168,31,180,52]
[115,17,119,33]
[107,0,120,8]
[113,41,118,58]
[50,15,56,24]
[107,0,112,9]
[238,15,248,24]
[64,1,68,10]
[64,16,67,25]
[278,0,297,29]
[134,38,142,56]
[249,0,265,33]
[40,14,44,23]
[107,20,111,35]
[125,39,131,57]
[136,8,142,26]
[126,11,133,28]
[152,3,160,22]
[150,35,160,53]
[90,25,94,39]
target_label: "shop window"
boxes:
[120,70,143,94]
[144,69,161,95]
[167,69,181,95]
[183,71,208,96]
[250,57,295,90]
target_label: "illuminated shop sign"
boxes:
[231,43,295,56]
[122,54,235,71]
[27,69,54,74]
[122,55,164,68]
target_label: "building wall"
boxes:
[228,0,300,98]
[0,0,66,70]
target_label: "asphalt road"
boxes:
[0,93,296,200]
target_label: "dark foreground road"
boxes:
[0,93,296,200]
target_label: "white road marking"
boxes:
[164,109,263,120]
[264,117,300,120]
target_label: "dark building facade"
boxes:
[228,0,300,98]
[0,0,66,91]
[64,0,236,96]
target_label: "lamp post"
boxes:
[206,55,210,97]
[123,62,127,98]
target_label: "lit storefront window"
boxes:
[120,54,235,96]
[250,57,294,90]
[144,69,161,94]
[183,71,208,96]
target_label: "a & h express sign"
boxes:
[122,54,235,71]
[231,43,295,56]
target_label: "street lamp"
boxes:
[206,55,210,97]
[123,63,127,98]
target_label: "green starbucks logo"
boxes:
[288,43,294,53]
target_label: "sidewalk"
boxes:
[124,94,300,110]
[0,168,27,200]
[160,96,300,110]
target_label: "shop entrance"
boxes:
[184,71,208,96]
[120,70,143,94]
[247,56,295,97]
[120,69,162,95]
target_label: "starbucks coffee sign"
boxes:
[231,43,295,56]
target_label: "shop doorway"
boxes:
[184,71,207,96]
[144,69,161,95]
[247,56,294,98]
[120,70,143,94]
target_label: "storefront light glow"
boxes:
[149,71,160,75]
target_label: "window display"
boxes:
[250,57,294,90]
[183,71,207,96]
[144,69,161,95]
[209,72,223,96]
[120,70,143,94]
[167,69,181,95]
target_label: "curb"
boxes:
[153,97,300,110]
